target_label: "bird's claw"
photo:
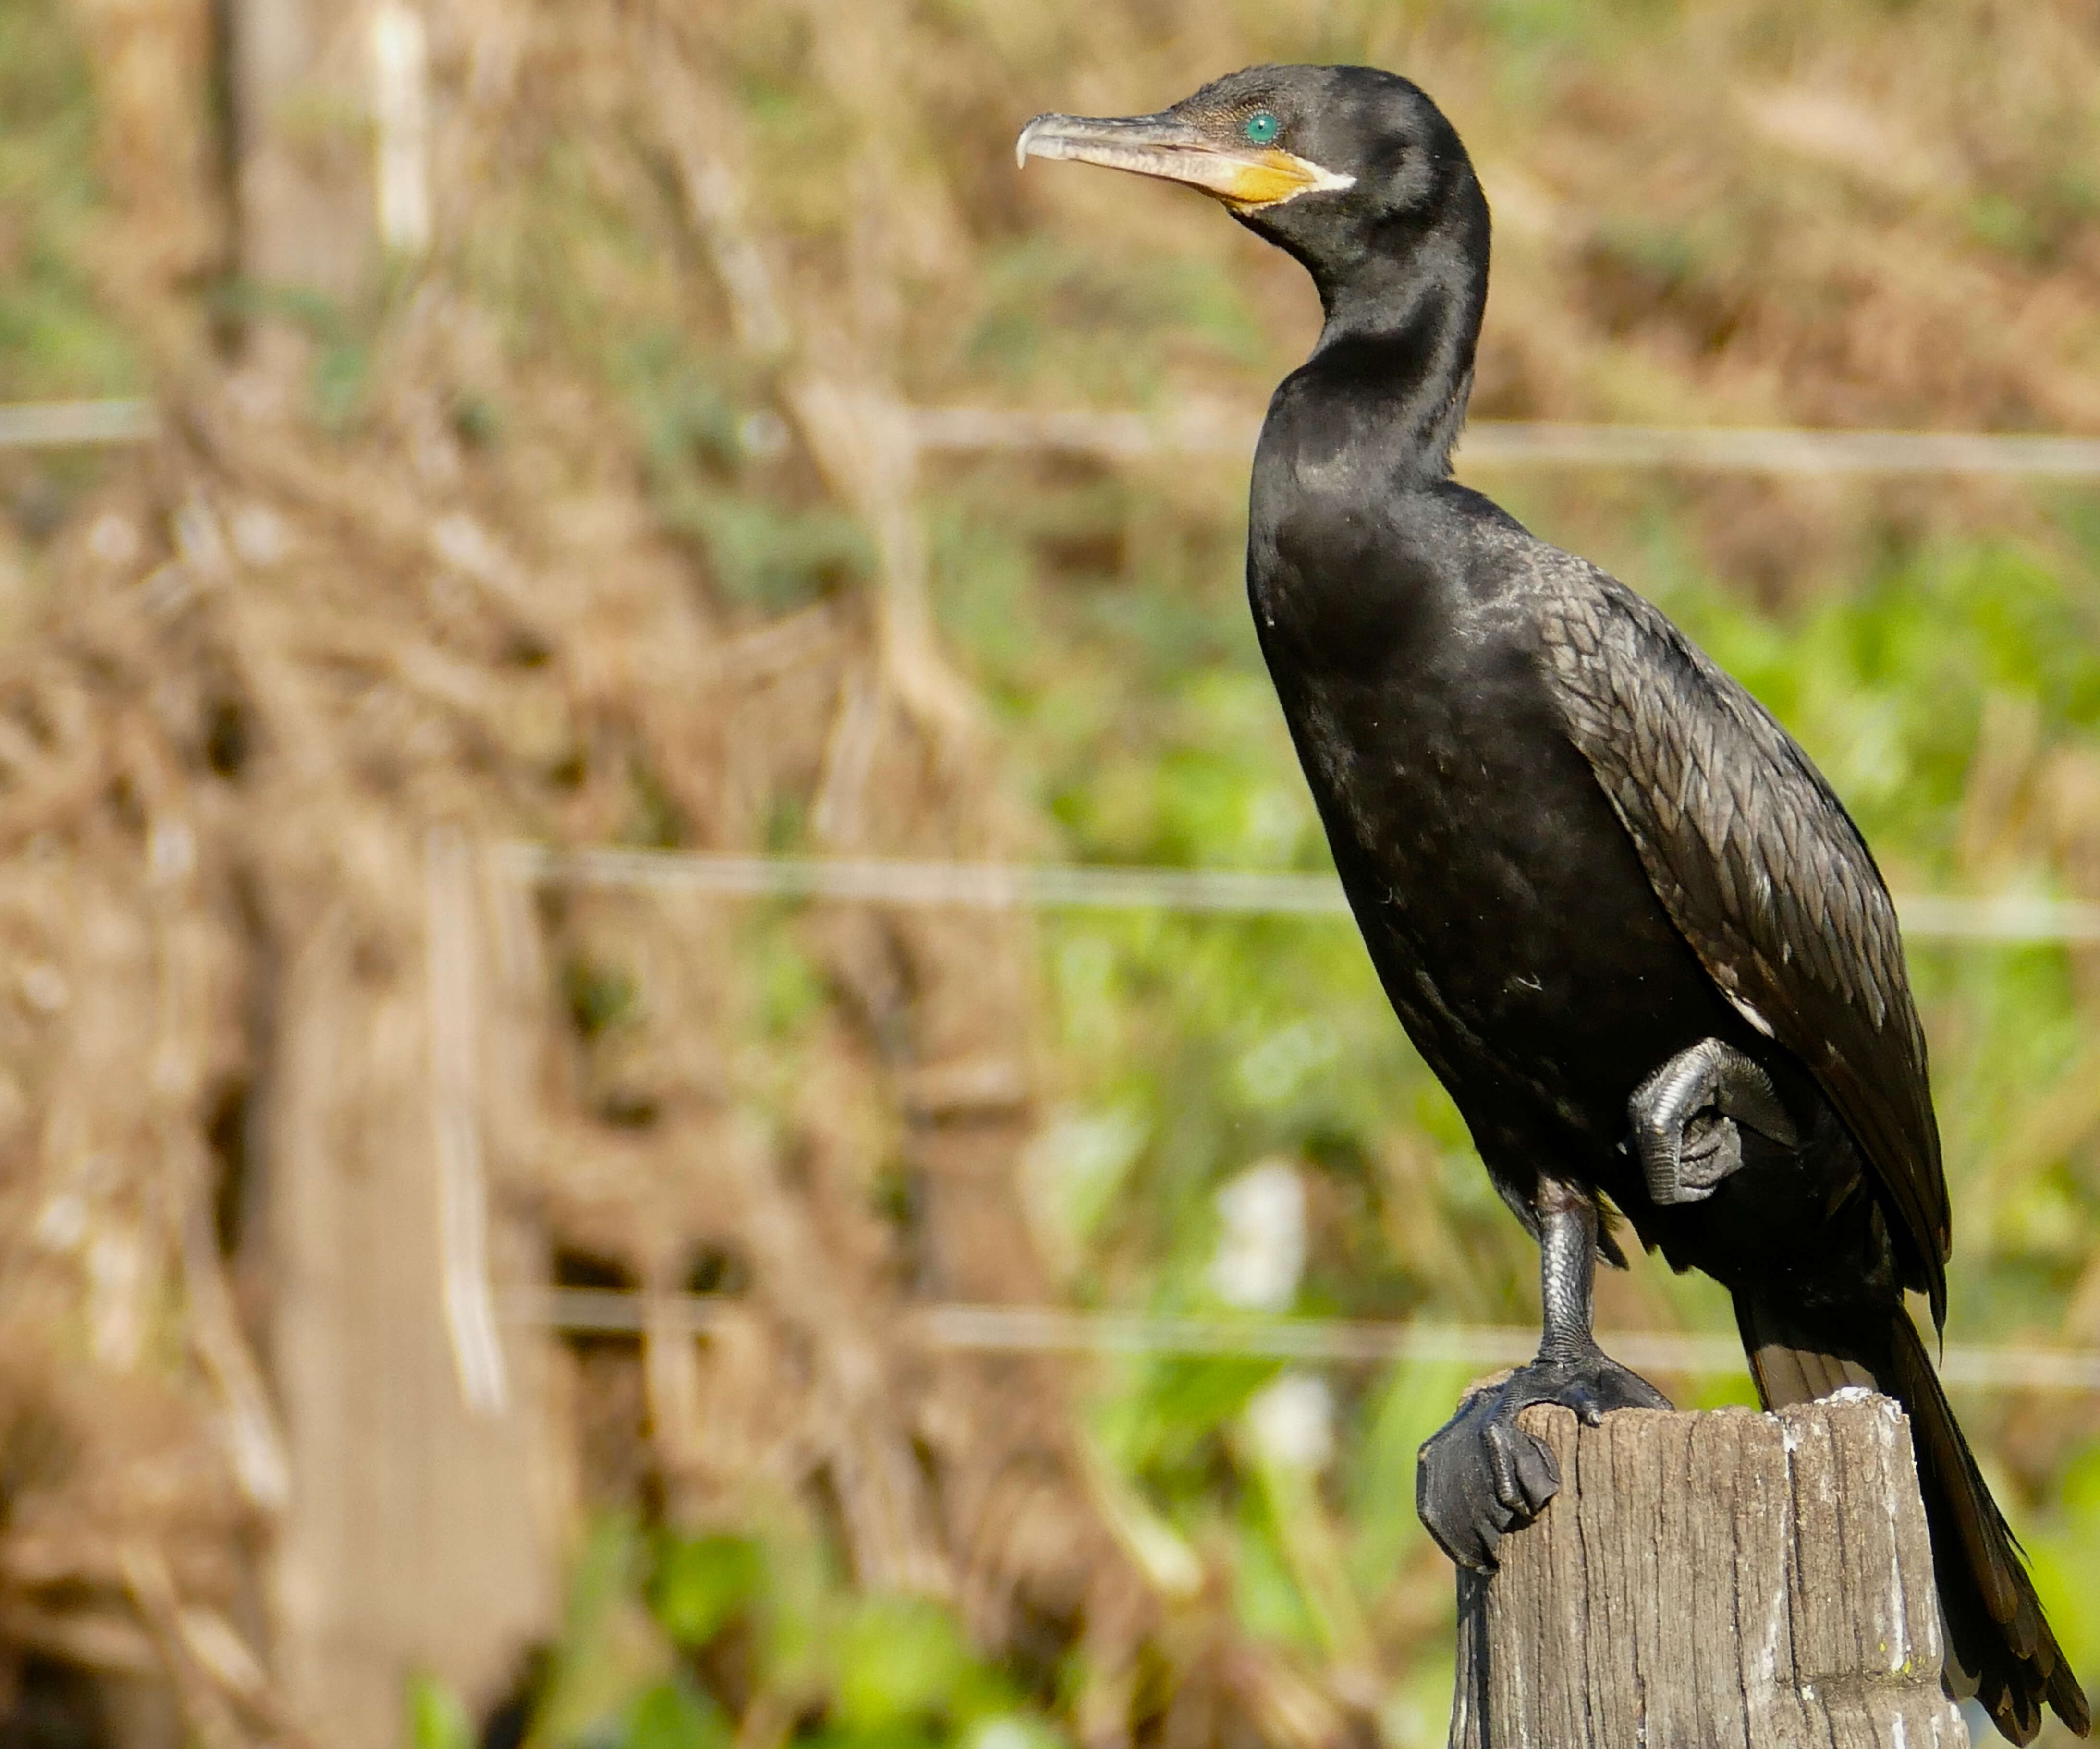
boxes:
[1630,1037,1797,1207]
[1416,1347,1671,1570]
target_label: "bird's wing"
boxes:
[1532,553,1951,1325]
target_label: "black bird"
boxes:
[1019,65,2088,1744]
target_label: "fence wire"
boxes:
[0,398,158,448]
[15,395,2100,476]
[490,844,2100,944]
[23,395,2092,1397]
[912,404,2100,476]
[515,1290,2100,1393]
[476,843,2100,1395]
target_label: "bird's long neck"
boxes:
[1296,212,1489,486]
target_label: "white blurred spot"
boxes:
[1728,994,1776,1038]
[172,496,230,578]
[87,512,141,566]
[19,963,69,1013]
[1243,788,1306,862]
[1021,1105,1148,1274]
[88,1227,147,1369]
[370,2,432,255]
[1209,1157,1306,1312]
[1236,1018,1339,1106]
[150,818,196,883]
[34,1194,87,1252]
[177,1607,267,1700]
[1245,1370,1334,1471]
[739,410,790,460]
[432,511,508,584]
[965,1719,1040,1749]
[229,504,287,566]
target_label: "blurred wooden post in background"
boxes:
[1449,1394,1966,1749]
[228,0,376,302]
[225,3,555,1745]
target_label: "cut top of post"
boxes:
[1450,1391,1967,1749]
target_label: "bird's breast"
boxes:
[1254,558,1733,1158]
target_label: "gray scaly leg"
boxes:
[1416,1180,1670,1569]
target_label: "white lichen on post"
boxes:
[1449,1390,1967,1748]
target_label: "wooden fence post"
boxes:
[1449,1391,1968,1748]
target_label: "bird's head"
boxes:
[1016,65,1487,315]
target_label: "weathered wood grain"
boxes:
[1449,1392,1966,1748]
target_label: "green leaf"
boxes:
[407,1675,475,1749]
[833,1598,972,1728]
[651,1534,764,1648]
[626,1679,733,1749]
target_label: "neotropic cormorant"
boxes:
[1018,64,2088,1743]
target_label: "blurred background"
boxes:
[2,0,2100,1747]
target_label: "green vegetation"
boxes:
[409,1524,1064,1749]
[0,0,139,403]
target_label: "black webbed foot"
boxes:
[1416,1346,1672,1570]
[1629,1036,1798,1206]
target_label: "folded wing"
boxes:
[1533,554,1950,1326]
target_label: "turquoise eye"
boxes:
[1244,110,1280,146]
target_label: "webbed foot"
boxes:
[1630,1037,1798,1207]
[1416,1345,1672,1569]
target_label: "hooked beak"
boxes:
[1015,111,1355,211]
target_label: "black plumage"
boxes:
[1534,559,1950,1321]
[1020,63,2088,1743]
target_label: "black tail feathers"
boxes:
[1735,1292,2090,1745]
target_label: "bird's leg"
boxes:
[1629,1037,1798,1207]
[1416,1180,1671,1570]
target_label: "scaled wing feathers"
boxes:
[1533,554,1951,1324]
